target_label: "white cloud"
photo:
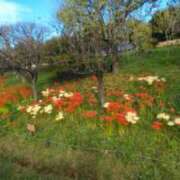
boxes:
[0,0,31,25]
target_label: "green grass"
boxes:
[0,46,180,179]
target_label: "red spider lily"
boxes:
[115,113,129,126]
[17,86,32,98]
[65,105,76,113]
[83,111,97,118]
[152,121,163,130]
[135,93,154,106]
[53,99,64,109]
[65,93,83,112]
[123,107,135,113]
[107,102,121,112]
[0,91,17,107]
[100,116,114,122]
[69,93,83,105]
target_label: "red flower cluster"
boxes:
[65,93,83,112]
[152,121,163,130]
[53,99,64,109]
[115,113,129,126]
[135,93,154,107]
[0,85,32,107]
[40,87,84,113]
[101,101,138,126]
[106,102,122,112]
[83,111,97,118]
[17,86,32,99]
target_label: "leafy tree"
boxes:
[151,6,180,41]
[43,35,71,63]
[129,20,153,51]
[58,0,158,107]
[0,23,49,100]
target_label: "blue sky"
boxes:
[0,0,169,26]
[0,0,62,25]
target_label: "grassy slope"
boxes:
[0,46,180,180]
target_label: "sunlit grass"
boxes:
[0,46,180,179]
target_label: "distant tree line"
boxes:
[151,6,180,41]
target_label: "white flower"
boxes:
[125,112,139,124]
[26,104,41,117]
[103,102,110,108]
[59,90,65,97]
[31,105,41,115]
[52,96,59,102]
[167,121,175,126]
[64,92,74,98]
[42,89,50,97]
[91,86,98,93]
[157,113,170,121]
[174,117,180,125]
[26,105,33,113]
[137,76,165,85]
[55,112,64,121]
[123,94,131,101]
[58,90,73,98]
[44,104,53,114]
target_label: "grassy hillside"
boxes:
[0,46,180,180]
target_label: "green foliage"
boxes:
[0,47,180,179]
[151,6,180,41]
[129,20,153,51]
[58,0,158,74]
[0,107,9,114]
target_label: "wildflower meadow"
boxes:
[0,47,180,179]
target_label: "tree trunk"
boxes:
[32,78,38,100]
[31,72,38,100]
[112,56,119,74]
[96,72,105,108]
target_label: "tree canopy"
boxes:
[57,0,159,106]
[151,6,180,41]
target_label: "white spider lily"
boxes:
[125,112,139,124]
[55,112,64,121]
[157,113,170,121]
